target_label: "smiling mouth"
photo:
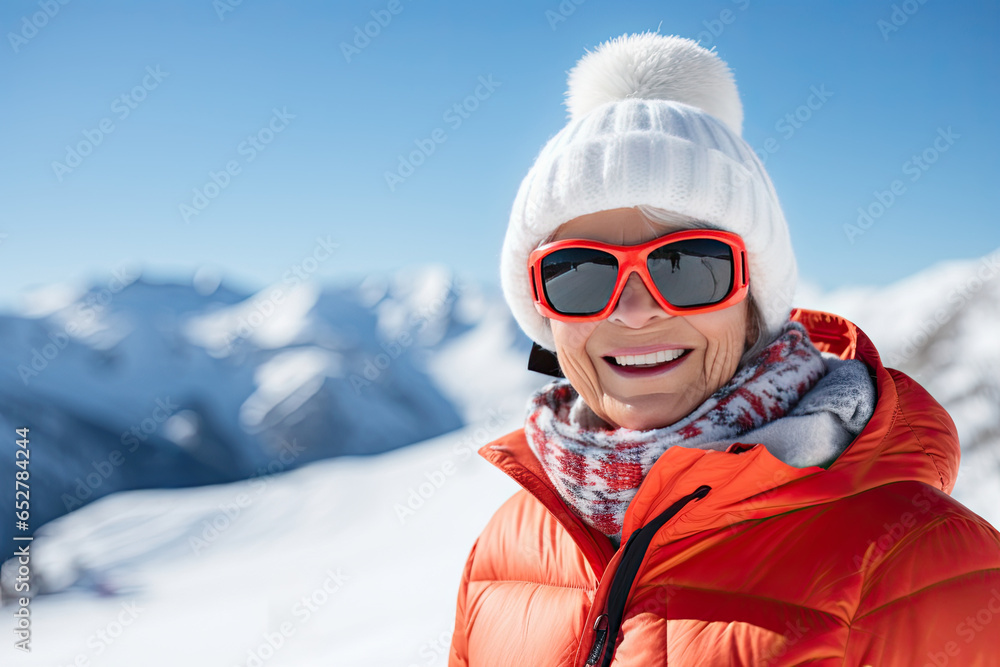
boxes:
[610,348,686,367]
[603,348,692,374]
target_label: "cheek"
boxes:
[550,320,600,374]
[551,320,595,353]
[705,328,742,372]
[694,307,749,379]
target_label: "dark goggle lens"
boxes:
[540,247,618,315]
[647,239,734,307]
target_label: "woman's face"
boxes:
[537,208,751,431]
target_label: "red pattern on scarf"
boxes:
[524,322,826,538]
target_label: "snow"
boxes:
[239,347,344,431]
[795,249,1000,526]
[182,282,321,356]
[0,268,470,571]
[0,425,520,666]
[0,251,997,664]
[15,281,88,319]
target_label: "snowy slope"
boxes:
[0,252,997,665]
[0,424,521,667]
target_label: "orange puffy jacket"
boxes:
[448,309,1000,666]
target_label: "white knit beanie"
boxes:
[500,32,797,352]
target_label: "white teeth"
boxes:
[613,349,685,366]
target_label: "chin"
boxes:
[604,388,691,424]
[605,403,686,431]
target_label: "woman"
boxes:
[448,33,1000,666]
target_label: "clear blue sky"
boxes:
[1,0,997,310]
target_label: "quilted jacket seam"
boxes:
[468,577,594,592]
[891,372,947,490]
[852,567,1000,622]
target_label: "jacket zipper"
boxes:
[585,485,711,667]
[584,614,608,665]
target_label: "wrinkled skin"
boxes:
[535,208,751,431]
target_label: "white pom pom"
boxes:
[565,32,744,136]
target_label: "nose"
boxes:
[607,270,671,328]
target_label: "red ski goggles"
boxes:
[528,230,749,321]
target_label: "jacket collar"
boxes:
[479,309,959,574]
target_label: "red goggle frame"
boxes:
[528,229,750,322]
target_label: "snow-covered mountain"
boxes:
[796,247,1000,518]
[0,265,543,562]
[0,251,997,666]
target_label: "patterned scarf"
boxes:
[524,322,828,539]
